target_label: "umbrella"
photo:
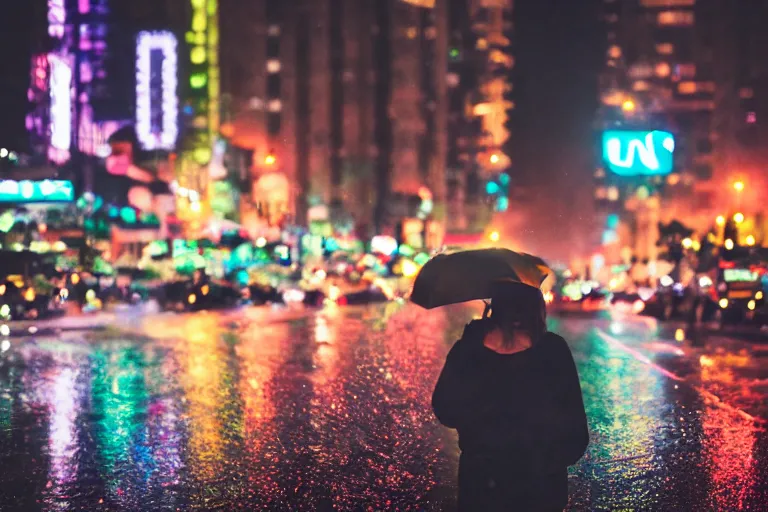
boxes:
[410,248,551,309]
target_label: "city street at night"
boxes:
[1,304,766,511]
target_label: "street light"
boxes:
[733,180,745,192]
[264,153,276,166]
[489,231,500,242]
[621,99,636,113]
[724,238,734,250]
[716,215,725,226]
[733,212,745,224]
[682,237,693,249]
[746,234,756,246]
[490,153,500,165]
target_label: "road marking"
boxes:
[596,329,766,426]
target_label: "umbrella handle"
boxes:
[482,301,491,319]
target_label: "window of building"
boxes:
[608,45,622,59]
[405,27,418,39]
[267,99,282,112]
[266,60,281,73]
[656,43,674,55]
[678,81,697,94]
[267,74,280,98]
[657,11,694,26]
[633,81,650,91]
[642,0,695,7]
[267,112,281,135]
[476,38,488,50]
[675,63,696,78]
[655,62,671,77]
[693,165,713,181]
[268,24,281,36]
[739,87,754,99]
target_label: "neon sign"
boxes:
[0,180,75,203]
[48,0,66,38]
[602,130,675,176]
[136,31,179,150]
[184,0,219,166]
[48,54,72,163]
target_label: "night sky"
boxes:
[0,0,603,261]
[0,1,43,153]
[512,0,602,262]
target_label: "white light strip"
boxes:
[48,0,66,38]
[136,31,179,151]
[49,54,72,154]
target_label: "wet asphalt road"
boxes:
[0,303,767,511]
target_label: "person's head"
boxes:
[488,281,547,343]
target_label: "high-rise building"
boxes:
[595,0,768,258]
[220,0,449,238]
[595,0,717,260]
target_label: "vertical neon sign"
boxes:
[48,54,72,164]
[136,31,179,150]
[48,0,66,38]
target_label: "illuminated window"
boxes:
[642,0,695,6]
[678,81,697,94]
[739,87,754,99]
[633,81,650,92]
[656,43,674,55]
[405,27,418,39]
[655,62,671,77]
[48,54,72,156]
[476,38,488,50]
[608,45,622,59]
[267,99,282,112]
[658,11,694,25]
[676,64,696,78]
[266,59,281,73]
[425,27,437,40]
[267,24,281,36]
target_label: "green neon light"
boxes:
[0,179,75,203]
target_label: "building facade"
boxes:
[595,0,768,261]
[220,0,450,238]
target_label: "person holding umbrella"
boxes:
[412,249,589,511]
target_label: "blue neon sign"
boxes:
[602,130,675,176]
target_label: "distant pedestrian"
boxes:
[432,282,589,511]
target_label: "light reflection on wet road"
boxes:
[0,304,766,511]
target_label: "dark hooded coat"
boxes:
[432,313,589,511]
